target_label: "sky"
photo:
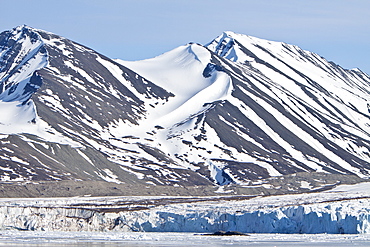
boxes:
[0,0,369,74]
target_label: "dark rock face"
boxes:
[0,26,370,193]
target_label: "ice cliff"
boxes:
[0,183,370,234]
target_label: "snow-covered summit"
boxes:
[117,43,232,129]
[204,31,370,180]
[0,25,47,102]
[0,25,174,183]
[208,31,370,141]
[0,25,48,136]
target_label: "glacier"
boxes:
[0,183,370,234]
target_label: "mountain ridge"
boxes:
[0,25,370,196]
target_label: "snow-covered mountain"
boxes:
[1,26,370,194]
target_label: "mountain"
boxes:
[0,26,369,196]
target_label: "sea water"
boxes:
[1,231,370,246]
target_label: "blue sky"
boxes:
[1,0,369,73]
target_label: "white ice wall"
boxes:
[0,199,369,233]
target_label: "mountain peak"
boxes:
[0,24,47,96]
[14,24,33,30]
[8,24,39,38]
[206,31,289,64]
